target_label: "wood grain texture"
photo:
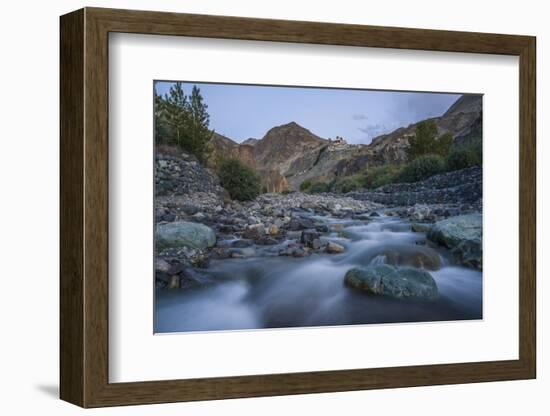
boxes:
[59,7,537,408]
[59,8,84,407]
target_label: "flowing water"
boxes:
[155,214,482,333]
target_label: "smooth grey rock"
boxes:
[344,264,438,300]
[427,214,482,270]
[156,221,216,250]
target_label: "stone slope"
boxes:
[347,166,482,206]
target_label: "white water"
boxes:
[155,215,482,333]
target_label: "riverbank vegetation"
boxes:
[303,120,482,194]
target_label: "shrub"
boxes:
[437,133,454,157]
[397,154,445,183]
[464,136,483,166]
[299,180,312,192]
[330,175,366,194]
[307,182,331,194]
[446,137,483,171]
[218,159,262,201]
[364,165,403,189]
[446,148,472,171]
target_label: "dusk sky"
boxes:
[154,81,461,145]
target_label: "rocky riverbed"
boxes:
[154,151,483,332]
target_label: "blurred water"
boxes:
[155,215,482,333]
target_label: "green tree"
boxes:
[407,121,453,160]
[187,86,213,163]
[407,120,438,160]
[218,159,262,201]
[163,82,189,148]
[154,87,170,144]
[155,83,213,162]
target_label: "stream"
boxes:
[155,214,482,333]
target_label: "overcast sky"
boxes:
[155,81,461,145]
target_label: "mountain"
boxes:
[253,122,327,173]
[209,132,256,169]
[208,132,289,193]
[242,138,259,146]
[368,94,482,163]
[206,94,482,191]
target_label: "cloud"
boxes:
[357,123,395,142]
[352,113,368,121]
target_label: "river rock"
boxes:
[231,239,253,248]
[268,224,279,236]
[279,245,309,258]
[315,224,330,233]
[229,247,256,258]
[257,237,279,246]
[154,258,172,273]
[288,217,315,231]
[326,241,345,254]
[286,231,302,241]
[452,239,482,270]
[407,204,431,221]
[155,221,216,250]
[427,214,482,270]
[311,238,323,250]
[242,223,265,240]
[344,264,438,300]
[301,229,321,248]
[363,244,441,271]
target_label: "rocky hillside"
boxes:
[254,122,327,172]
[205,94,482,191]
[207,123,379,191]
[368,94,482,163]
[348,166,482,207]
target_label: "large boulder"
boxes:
[344,264,438,300]
[427,214,482,270]
[155,221,216,250]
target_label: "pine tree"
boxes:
[163,82,189,148]
[153,83,213,162]
[154,85,169,144]
[187,86,213,162]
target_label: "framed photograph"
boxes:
[60,7,536,408]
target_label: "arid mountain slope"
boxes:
[207,94,482,191]
[369,94,482,163]
[253,122,327,173]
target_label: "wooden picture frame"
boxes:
[60,7,536,408]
